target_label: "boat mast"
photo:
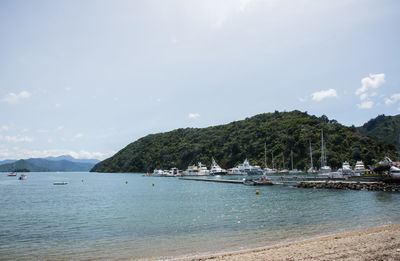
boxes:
[321,129,325,168]
[291,149,294,170]
[264,142,267,169]
[272,152,274,169]
[309,141,313,170]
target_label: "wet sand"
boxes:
[188,224,400,261]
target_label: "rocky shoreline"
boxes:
[295,180,400,192]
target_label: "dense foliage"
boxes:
[91,111,397,173]
[357,114,400,151]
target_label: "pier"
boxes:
[295,180,400,192]
[179,177,243,184]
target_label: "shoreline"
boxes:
[183,224,400,261]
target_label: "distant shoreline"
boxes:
[185,224,400,261]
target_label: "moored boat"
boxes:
[8,172,17,177]
[353,161,366,176]
[152,169,167,177]
[53,181,68,185]
[319,129,332,174]
[238,159,263,175]
[210,158,227,175]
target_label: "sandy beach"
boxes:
[188,224,400,261]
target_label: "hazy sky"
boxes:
[1,0,399,160]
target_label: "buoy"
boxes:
[152,183,155,187]
[255,190,259,195]
[125,180,128,184]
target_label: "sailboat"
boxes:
[289,149,301,174]
[263,143,277,174]
[278,153,289,174]
[307,141,318,174]
[319,129,332,174]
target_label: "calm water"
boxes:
[1,172,400,260]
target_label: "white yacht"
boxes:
[353,161,366,176]
[238,159,263,175]
[341,161,353,176]
[184,162,210,176]
[319,129,332,174]
[210,158,228,175]
[228,167,244,175]
[152,169,167,177]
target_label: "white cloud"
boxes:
[55,103,61,108]
[56,126,64,131]
[311,89,337,101]
[188,113,200,119]
[2,91,31,104]
[65,87,72,91]
[74,133,84,139]
[385,93,400,105]
[357,101,374,109]
[0,135,34,143]
[355,73,385,95]
[359,93,368,100]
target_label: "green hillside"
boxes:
[91,111,397,173]
[357,114,400,150]
[0,160,49,172]
[0,158,96,172]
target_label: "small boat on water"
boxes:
[53,181,68,185]
[152,169,168,177]
[8,172,17,177]
[18,174,27,180]
[243,175,273,186]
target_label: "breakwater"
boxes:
[295,181,400,192]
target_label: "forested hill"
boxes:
[357,114,400,150]
[91,111,397,173]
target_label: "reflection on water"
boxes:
[0,172,399,260]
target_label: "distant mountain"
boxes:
[0,159,16,165]
[0,155,99,172]
[44,155,100,164]
[91,110,397,173]
[0,160,49,172]
[357,114,400,151]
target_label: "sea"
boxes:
[1,172,400,260]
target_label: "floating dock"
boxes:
[179,177,243,184]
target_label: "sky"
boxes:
[0,0,400,160]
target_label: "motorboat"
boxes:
[353,161,366,176]
[341,161,353,176]
[210,158,228,175]
[243,175,273,186]
[8,172,17,177]
[152,169,167,177]
[389,165,400,179]
[18,174,27,180]
[237,159,263,175]
[184,162,210,176]
[53,181,68,185]
[228,167,244,175]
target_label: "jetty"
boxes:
[179,177,243,184]
[295,180,400,192]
